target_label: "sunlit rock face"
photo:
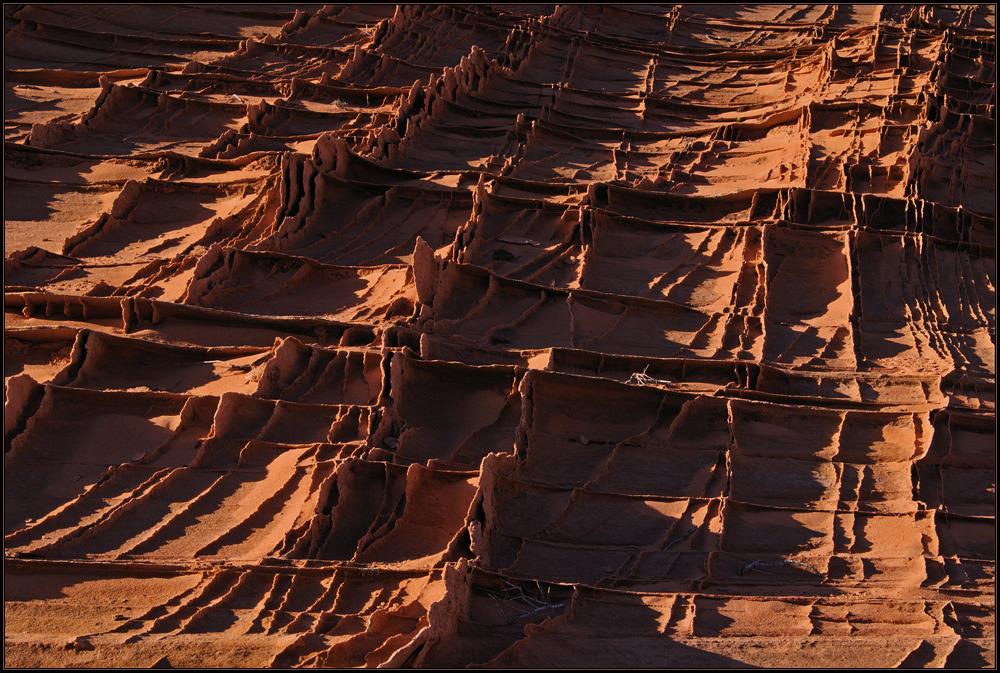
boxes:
[4,4,995,669]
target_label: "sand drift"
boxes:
[4,4,995,668]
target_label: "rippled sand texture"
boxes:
[4,4,996,668]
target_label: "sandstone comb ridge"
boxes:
[4,4,995,668]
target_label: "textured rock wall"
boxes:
[4,4,995,668]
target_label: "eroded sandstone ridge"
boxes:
[4,4,995,668]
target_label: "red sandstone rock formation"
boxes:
[4,4,995,668]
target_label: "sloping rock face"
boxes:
[4,4,995,668]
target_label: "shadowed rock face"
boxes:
[3,4,994,669]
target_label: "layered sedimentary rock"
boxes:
[4,4,995,668]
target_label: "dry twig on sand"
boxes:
[484,580,566,625]
[626,366,671,386]
[738,559,821,576]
